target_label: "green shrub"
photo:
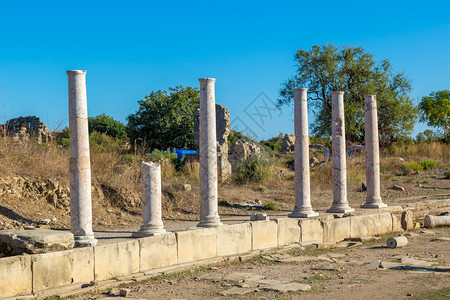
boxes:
[233,154,276,184]
[419,159,438,170]
[89,131,121,152]
[401,161,423,175]
[263,201,277,210]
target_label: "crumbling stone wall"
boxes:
[194,104,232,182]
[228,139,261,164]
[1,116,53,144]
[280,134,295,154]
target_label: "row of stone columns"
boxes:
[67,71,387,246]
[289,89,387,218]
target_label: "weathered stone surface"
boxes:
[217,223,251,256]
[194,103,231,183]
[94,240,139,281]
[251,220,278,250]
[0,255,32,297]
[1,116,53,143]
[392,214,404,232]
[223,272,265,282]
[139,233,177,271]
[322,217,351,242]
[133,162,166,237]
[32,247,94,291]
[229,139,261,164]
[177,227,217,263]
[401,211,414,230]
[424,214,450,228]
[350,212,393,238]
[299,219,323,243]
[220,287,256,295]
[0,228,74,255]
[280,134,295,154]
[262,282,311,292]
[250,213,268,221]
[276,218,300,246]
[387,236,408,248]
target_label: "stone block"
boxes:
[0,255,32,297]
[392,214,404,232]
[251,220,278,250]
[217,222,251,256]
[94,240,139,281]
[276,218,300,246]
[139,233,177,271]
[32,247,94,292]
[176,227,217,264]
[299,219,323,243]
[350,212,393,238]
[322,217,351,242]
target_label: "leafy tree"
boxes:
[278,44,417,143]
[88,114,127,141]
[418,90,449,142]
[127,86,199,149]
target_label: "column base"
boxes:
[197,220,223,228]
[326,205,355,214]
[74,235,97,247]
[132,227,166,238]
[361,202,387,209]
[288,210,319,218]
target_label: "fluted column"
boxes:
[362,95,387,208]
[197,78,222,227]
[289,88,318,218]
[133,161,166,237]
[327,91,354,213]
[67,70,97,247]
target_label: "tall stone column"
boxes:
[327,91,354,213]
[289,88,318,218]
[67,70,97,247]
[361,95,387,208]
[197,78,222,227]
[133,161,166,237]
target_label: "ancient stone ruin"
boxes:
[228,138,261,164]
[194,103,232,183]
[1,116,53,143]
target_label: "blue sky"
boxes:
[0,0,449,140]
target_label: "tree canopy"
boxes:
[418,90,449,142]
[278,44,417,143]
[88,114,127,141]
[126,86,200,150]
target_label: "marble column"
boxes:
[327,91,354,213]
[197,78,222,227]
[133,161,166,237]
[289,88,318,218]
[67,70,97,247]
[361,95,387,209]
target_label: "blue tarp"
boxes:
[151,148,198,160]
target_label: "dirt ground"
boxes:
[70,228,450,300]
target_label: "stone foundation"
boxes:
[0,198,449,299]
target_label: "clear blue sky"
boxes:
[0,0,449,140]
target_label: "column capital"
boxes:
[331,91,345,96]
[198,78,216,83]
[66,70,87,75]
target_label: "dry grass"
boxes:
[384,142,449,162]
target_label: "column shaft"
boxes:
[362,95,386,208]
[289,88,318,218]
[327,91,354,213]
[67,70,97,247]
[197,78,222,227]
[133,161,166,237]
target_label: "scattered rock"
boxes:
[180,184,191,192]
[392,185,405,192]
[262,283,311,292]
[119,288,130,297]
[220,287,256,296]
[361,182,367,192]
[366,260,381,268]
[401,257,434,267]
[250,213,268,221]
[223,272,265,282]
